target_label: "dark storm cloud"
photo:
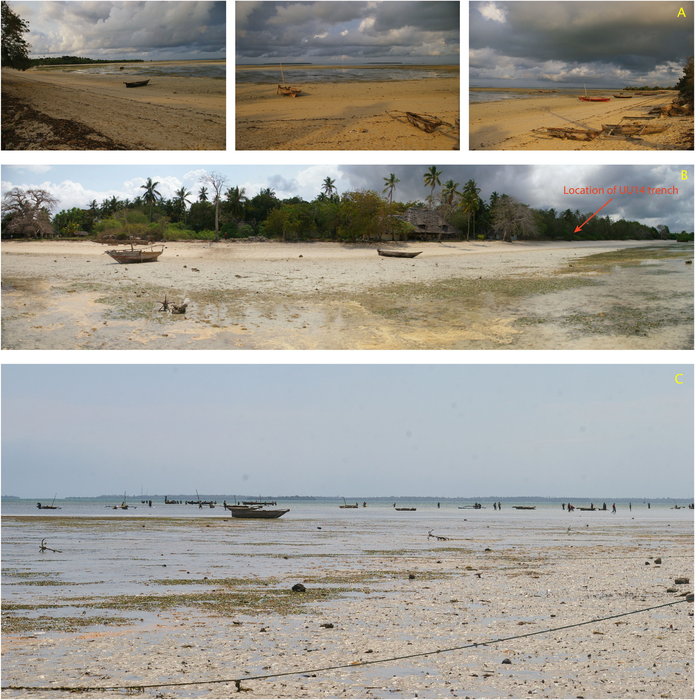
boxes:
[337,165,694,232]
[20,2,225,60]
[236,1,459,63]
[470,1,693,86]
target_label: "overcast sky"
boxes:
[236,1,459,65]
[470,1,694,87]
[2,164,692,232]
[2,365,692,499]
[10,1,225,61]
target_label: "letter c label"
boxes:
[675,374,684,384]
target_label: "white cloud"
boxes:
[478,2,507,23]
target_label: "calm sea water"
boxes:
[57,61,225,79]
[236,66,458,84]
[469,87,622,103]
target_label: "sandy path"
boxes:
[1,66,225,150]
[236,78,459,150]
[469,92,692,150]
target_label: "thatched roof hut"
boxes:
[395,208,461,239]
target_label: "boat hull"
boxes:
[578,96,610,102]
[378,250,422,258]
[229,507,289,519]
[106,249,163,264]
[124,80,150,88]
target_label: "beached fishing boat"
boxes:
[532,126,601,141]
[601,123,670,136]
[106,245,163,264]
[394,507,416,511]
[577,507,596,511]
[229,506,289,519]
[512,506,536,510]
[378,249,422,258]
[612,94,633,98]
[578,96,610,102]
[124,79,150,88]
[277,64,302,97]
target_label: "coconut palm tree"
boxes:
[198,186,209,202]
[440,179,460,242]
[423,166,442,213]
[140,177,162,222]
[321,177,336,199]
[226,185,247,224]
[174,187,192,224]
[461,179,482,240]
[382,173,400,204]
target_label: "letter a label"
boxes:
[677,7,686,16]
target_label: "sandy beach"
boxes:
[2,239,692,350]
[1,62,225,150]
[470,92,693,150]
[236,72,459,150]
[2,505,693,698]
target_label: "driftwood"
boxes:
[386,110,455,133]
[532,126,601,141]
[428,530,450,541]
[171,303,187,315]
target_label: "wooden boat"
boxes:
[339,497,358,508]
[277,84,302,97]
[277,63,302,97]
[124,79,150,88]
[578,96,610,102]
[601,123,670,136]
[378,249,422,258]
[612,94,633,98]
[532,127,601,141]
[394,507,416,511]
[106,245,163,264]
[577,507,596,511]
[229,506,289,519]
[242,500,277,506]
[37,494,61,510]
[512,506,536,510]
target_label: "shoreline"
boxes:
[235,78,459,150]
[2,239,691,350]
[1,67,225,150]
[469,91,692,150]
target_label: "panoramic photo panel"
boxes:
[235,1,460,150]
[0,1,226,150]
[469,1,694,150]
[1,163,693,350]
[2,363,693,698]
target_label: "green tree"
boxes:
[1,1,31,70]
[440,179,460,242]
[173,187,191,224]
[337,190,389,243]
[461,179,481,240]
[225,185,247,224]
[2,187,59,238]
[198,186,209,202]
[382,173,400,204]
[321,177,337,199]
[676,55,693,106]
[423,166,442,214]
[140,178,162,223]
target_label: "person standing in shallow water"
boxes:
[612,503,617,513]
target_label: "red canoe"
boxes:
[578,96,610,102]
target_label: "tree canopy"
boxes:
[1,1,31,70]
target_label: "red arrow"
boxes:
[574,198,613,233]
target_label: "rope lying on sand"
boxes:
[4,595,692,694]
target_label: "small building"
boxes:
[394,208,461,240]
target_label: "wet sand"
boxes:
[2,239,692,350]
[1,63,225,150]
[470,92,693,150]
[2,509,693,698]
[236,75,459,150]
